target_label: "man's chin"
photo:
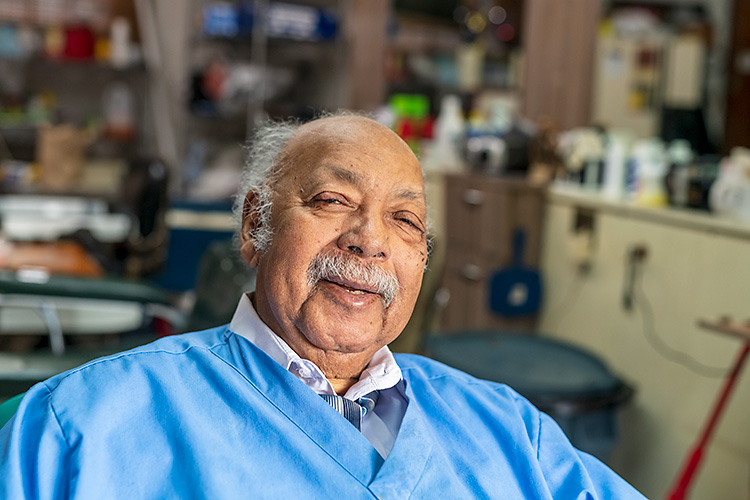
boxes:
[296,323,388,357]
[296,296,392,349]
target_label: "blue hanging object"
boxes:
[488,228,543,317]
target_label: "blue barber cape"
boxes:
[0,326,647,499]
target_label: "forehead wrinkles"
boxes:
[271,121,425,205]
[286,118,417,165]
[278,133,417,180]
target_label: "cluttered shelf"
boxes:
[548,184,750,241]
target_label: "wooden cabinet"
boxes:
[724,0,750,151]
[521,0,601,130]
[439,174,546,332]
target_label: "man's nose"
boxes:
[337,212,389,260]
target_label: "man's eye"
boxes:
[396,215,424,233]
[312,195,344,205]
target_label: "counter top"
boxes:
[548,185,750,241]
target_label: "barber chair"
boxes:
[0,270,178,348]
[0,157,179,352]
[0,158,183,401]
[185,238,257,332]
[0,268,181,405]
[115,157,170,277]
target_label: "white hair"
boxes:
[233,119,300,252]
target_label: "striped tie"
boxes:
[319,392,378,431]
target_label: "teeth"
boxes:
[347,289,366,295]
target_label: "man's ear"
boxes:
[240,190,262,267]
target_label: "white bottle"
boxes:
[632,138,668,207]
[602,132,631,201]
[110,17,131,69]
[433,95,465,173]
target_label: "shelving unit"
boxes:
[385,1,525,111]
[12,57,148,154]
[179,0,390,196]
[0,0,169,194]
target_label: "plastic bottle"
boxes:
[102,81,136,141]
[665,139,693,207]
[433,95,465,172]
[631,138,668,207]
[110,17,131,68]
[602,132,631,201]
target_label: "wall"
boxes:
[539,191,750,499]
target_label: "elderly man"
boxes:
[0,115,646,499]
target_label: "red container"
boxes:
[63,24,95,59]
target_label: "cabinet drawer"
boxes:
[444,175,545,264]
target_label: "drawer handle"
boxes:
[462,189,484,206]
[460,264,482,281]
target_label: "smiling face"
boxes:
[240,116,428,378]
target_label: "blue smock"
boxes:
[0,327,647,499]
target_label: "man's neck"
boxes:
[249,292,375,395]
[298,348,374,394]
[328,376,360,395]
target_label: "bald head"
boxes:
[276,115,420,179]
[296,115,415,146]
[235,113,427,254]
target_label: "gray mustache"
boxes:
[307,252,400,307]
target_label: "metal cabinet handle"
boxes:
[462,189,484,206]
[460,263,483,281]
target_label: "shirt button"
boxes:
[298,368,311,378]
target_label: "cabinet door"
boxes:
[439,247,537,332]
[439,249,488,329]
[482,180,546,265]
[440,175,545,333]
[445,175,486,251]
[724,0,750,151]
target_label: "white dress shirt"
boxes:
[228,293,407,458]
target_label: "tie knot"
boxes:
[319,392,379,430]
[358,392,378,414]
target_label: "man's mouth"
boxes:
[323,278,377,296]
[307,251,399,307]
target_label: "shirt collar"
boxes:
[228,293,402,400]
